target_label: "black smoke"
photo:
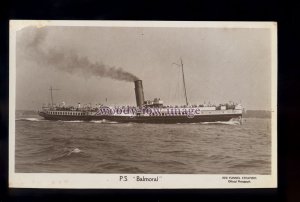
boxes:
[18,27,139,82]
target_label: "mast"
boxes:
[173,58,189,106]
[49,86,60,107]
[50,86,53,106]
[180,58,189,106]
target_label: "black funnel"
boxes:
[134,80,145,107]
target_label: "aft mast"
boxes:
[180,58,189,106]
[173,58,189,106]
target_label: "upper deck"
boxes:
[40,104,243,117]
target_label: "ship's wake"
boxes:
[16,118,47,122]
[174,120,241,125]
[90,120,119,124]
[201,120,241,125]
[16,118,241,125]
[90,120,106,123]
[58,120,84,123]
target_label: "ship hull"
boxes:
[38,111,241,124]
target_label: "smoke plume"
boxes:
[18,27,139,82]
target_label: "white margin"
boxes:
[9,20,277,189]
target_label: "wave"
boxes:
[90,119,119,124]
[58,120,84,123]
[16,118,240,125]
[175,121,240,125]
[68,148,81,154]
[90,120,105,123]
[16,117,46,122]
[201,120,241,125]
[102,120,119,124]
[228,159,270,169]
[46,148,82,161]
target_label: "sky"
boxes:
[15,25,273,110]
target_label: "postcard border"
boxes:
[9,20,277,189]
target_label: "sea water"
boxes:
[15,110,271,174]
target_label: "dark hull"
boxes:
[38,112,242,124]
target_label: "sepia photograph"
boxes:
[9,21,277,188]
